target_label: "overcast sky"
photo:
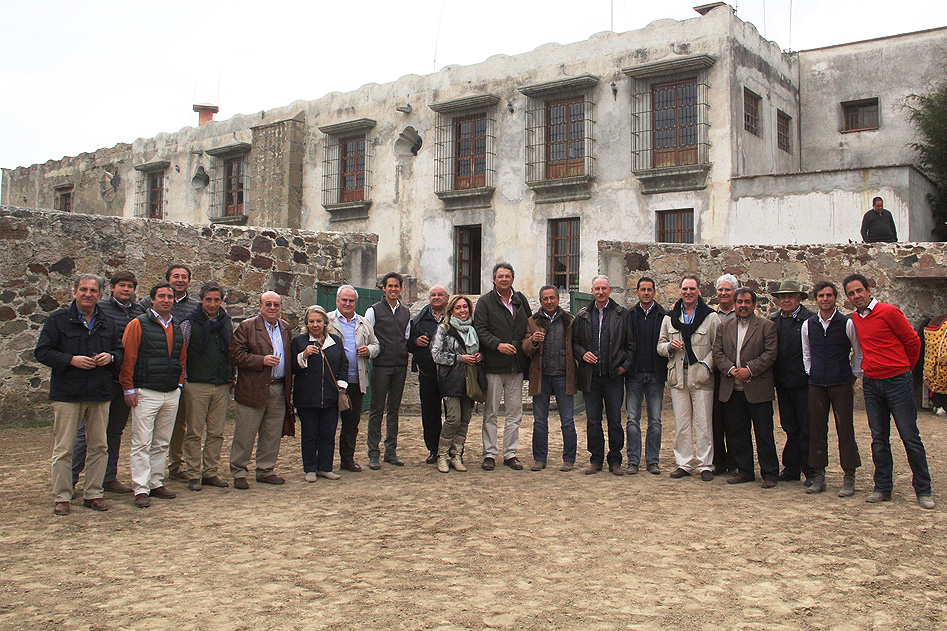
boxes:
[1,0,945,174]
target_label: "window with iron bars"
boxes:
[549,218,580,292]
[319,118,376,215]
[455,225,482,295]
[209,154,249,218]
[134,162,169,219]
[624,55,714,173]
[744,88,761,136]
[431,95,499,209]
[657,209,694,243]
[842,98,879,132]
[520,75,597,185]
[777,110,792,153]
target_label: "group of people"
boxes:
[36,260,935,516]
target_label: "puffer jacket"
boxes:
[431,324,472,398]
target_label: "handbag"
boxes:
[321,349,352,412]
[465,363,486,403]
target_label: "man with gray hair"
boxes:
[711,273,738,475]
[36,274,122,515]
[328,285,379,471]
[573,275,634,475]
[409,284,450,463]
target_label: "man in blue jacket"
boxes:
[35,274,123,516]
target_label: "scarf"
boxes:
[449,316,479,354]
[669,296,713,365]
[185,304,232,355]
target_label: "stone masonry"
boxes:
[0,206,376,424]
[598,241,947,324]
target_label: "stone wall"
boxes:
[598,241,947,324]
[0,206,377,424]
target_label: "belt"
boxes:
[270,378,284,385]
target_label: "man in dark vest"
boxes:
[179,282,234,491]
[770,280,816,486]
[474,262,532,471]
[801,281,862,496]
[71,270,142,494]
[120,283,187,508]
[365,272,411,470]
[408,284,449,464]
[141,263,200,482]
[35,273,123,516]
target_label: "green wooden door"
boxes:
[316,284,384,412]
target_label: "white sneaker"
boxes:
[305,472,317,483]
[317,471,341,480]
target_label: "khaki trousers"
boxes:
[129,388,181,495]
[482,372,523,461]
[669,383,715,473]
[182,382,230,479]
[51,401,109,502]
[230,383,285,479]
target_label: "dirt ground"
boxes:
[1,405,945,631]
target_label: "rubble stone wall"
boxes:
[0,206,376,424]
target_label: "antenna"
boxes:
[433,0,446,72]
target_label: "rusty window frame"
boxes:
[545,96,585,179]
[651,78,700,168]
[657,209,694,243]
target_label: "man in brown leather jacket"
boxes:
[229,291,292,489]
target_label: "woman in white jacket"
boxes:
[657,275,720,481]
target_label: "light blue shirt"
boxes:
[264,320,285,379]
[336,311,360,382]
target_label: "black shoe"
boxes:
[482,457,496,471]
[368,456,381,470]
[425,453,438,464]
[504,457,523,470]
[776,469,800,482]
[669,468,691,479]
[383,455,405,466]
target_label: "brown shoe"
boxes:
[503,457,523,471]
[134,493,152,508]
[102,480,134,494]
[727,473,751,485]
[530,460,546,471]
[167,468,189,482]
[201,476,229,488]
[584,463,603,475]
[609,463,625,476]
[669,468,691,479]
[700,470,714,482]
[560,462,575,472]
[53,501,71,516]
[760,478,777,489]
[256,474,285,485]
[187,479,203,491]
[82,498,110,511]
[149,485,177,499]
[233,477,250,490]
[339,460,363,472]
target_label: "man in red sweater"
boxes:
[843,274,933,509]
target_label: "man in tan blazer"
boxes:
[712,288,780,488]
[229,291,292,489]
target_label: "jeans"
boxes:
[531,374,577,464]
[625,372,664,467]
[863,373,931,496]
[585,374,624,466]
[298,406,339,473]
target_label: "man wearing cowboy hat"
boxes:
[770,280,816,486]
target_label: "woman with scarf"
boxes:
[657,275,720,481]
[291,305,348,483]
[431,294,482,473]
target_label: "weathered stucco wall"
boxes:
[598,240,947,325]
[0,206,377,424]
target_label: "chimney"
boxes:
[193,103,219,127]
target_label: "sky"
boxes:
[1,0,946,174]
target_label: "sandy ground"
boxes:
[1,405,945,631]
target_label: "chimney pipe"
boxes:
[193,103,219,127]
